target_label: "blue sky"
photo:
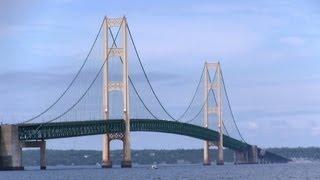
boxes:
[1,0,320,150]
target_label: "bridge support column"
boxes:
[21,140,47,170]
[203,62,224,166]
[217,134,224,165]
[40,141,46,170]
[0,125,23,170]
[234,145,258,164]
[102,135,112,168]
[121,115,132,168]
[102,16,132,168]
[203,141,211,165]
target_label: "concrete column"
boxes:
[121,138,132,167]
[21,140,47,170]
[234,150,248,164]
[0,125,23,170]
[234,145,258,164]
[217,134,224,165]
[248,145,258,164]
[203,141,210,165]
[102,134,112,168]
[121,115,132,168]
[258,148,266,164]
[40,141,46,170]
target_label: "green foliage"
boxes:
[268,147,320,160]
[23,147,319,166]
[22,149,235,166]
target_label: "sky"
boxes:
[0,0,320,150]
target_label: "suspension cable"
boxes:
[24,18,241,142]
[184,67,216,123]
[126,24,176,120]
[108,27,160,120]
[220,68,246,143]
[127,23,211,122]
[207,69,229,136]
[183,89,230,136]
[206,67,230,135]
[113,25,208,121]
[184,89,208,123]
[20,17,106,124]
[184,69,230,136]
[176,66,205,120]
[26,19,124,139]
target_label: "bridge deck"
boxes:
[18,119,290,163]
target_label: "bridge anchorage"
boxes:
[0,16,291,170]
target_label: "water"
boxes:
[0,163,320,180]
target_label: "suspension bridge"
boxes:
[0,16,290,170]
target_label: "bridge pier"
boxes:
[234,145,258,164]
[102,134,112,168]
[21,140,46,170]
[121,124,132,168]
[0,125,23,170]
[102,132,132,168]
[217,136,224,165]
[203,141,211,165]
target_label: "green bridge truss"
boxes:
[18,119,290,163]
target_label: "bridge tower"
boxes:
[102,16,132,168]
[203,62,224,165]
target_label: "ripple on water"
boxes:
[0,163,320,180]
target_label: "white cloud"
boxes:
[248,121,258,130]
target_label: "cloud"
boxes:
[248,121,258,130]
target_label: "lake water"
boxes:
[0,162,319,180]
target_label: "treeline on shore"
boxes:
[22,147,320,166]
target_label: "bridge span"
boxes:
[0,120,290,170]
[19,119,290,164]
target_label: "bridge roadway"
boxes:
[18,119,290,163]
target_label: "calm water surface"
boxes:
[0,163,319,180]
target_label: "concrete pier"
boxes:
[121,113,132,168]
[40,141,46,170]
[234,145,258,164]
[121,160,132,168]
[21,140,47,170]
[203,141,211,165]
[217,136,224,165]
[102,134,112,168]
[0,125,23,170]
[121,138,132,168]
